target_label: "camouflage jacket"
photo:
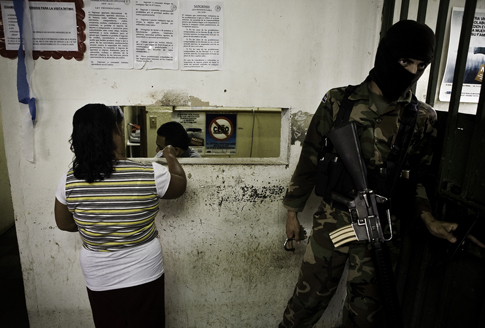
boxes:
[283,79,438,214]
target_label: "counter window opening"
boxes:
[119,106,291,165]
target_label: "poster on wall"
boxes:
[84,0,224,70]
[439,7,485,103]
[86,0,179,69]
[0,0,85,60]
[1,1,78,51]
[134,1,179,69]
[181,1,223,70]
[205,113,236,154]
[86,0,134,68]
[172,111,205,155]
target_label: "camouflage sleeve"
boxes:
[408,102,438,214]
[283,90,339,212]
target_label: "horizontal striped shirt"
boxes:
[65,160,166,252]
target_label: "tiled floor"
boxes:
[0,226,30,328]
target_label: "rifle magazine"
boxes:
[329,225,358,247]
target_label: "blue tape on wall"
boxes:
[13,0,36,122]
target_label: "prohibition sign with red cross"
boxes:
[208,116,234,142]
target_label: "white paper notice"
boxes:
[86,0,133,69]
[181,1,223,70]
[134,1,179,69]
[1,1,77,51]
[172,111,205,155]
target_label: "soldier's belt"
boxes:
[329,191,393,248]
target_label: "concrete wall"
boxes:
[1,0,471,327]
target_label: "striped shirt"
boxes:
[64,160,168,252]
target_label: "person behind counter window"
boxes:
[279,20,483,328]
[155,121,201,158]
[54,104,186,328]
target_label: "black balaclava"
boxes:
[369,20,436,101]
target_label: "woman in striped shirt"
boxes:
[55,104,186,328]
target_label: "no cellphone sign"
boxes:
[205,114,237,154]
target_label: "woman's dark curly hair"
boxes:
[70,104,124,183]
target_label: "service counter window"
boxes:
[119,106,290,165]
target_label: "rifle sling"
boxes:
[321,85,358,162]
[384,95,419,197]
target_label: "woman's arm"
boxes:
[161,145,187,199]
[54,198,78,232]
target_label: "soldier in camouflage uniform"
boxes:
[279,20,460,328]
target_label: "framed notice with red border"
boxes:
[0,0,86,60]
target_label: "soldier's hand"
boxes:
[467,234,485,248]
[421,211,457,244]
[285,211,301,252]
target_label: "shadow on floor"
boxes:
[0,226,30,328]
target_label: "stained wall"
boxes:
[0,1,405,327]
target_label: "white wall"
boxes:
[0,1,387,327]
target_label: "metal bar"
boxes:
[380,0,396,39]
[439,190,485,213]
[439,0,477,193]
[417,0,429,23]
[410,0,429,95]
[426,0,451,106]
[461,69,485,207]
[400,0,410,20]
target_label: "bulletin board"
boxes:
[0,0,85,60]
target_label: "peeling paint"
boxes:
[291,110,313,145]
[189,96,210,107]
[159,90,190,106]
[152,91,211,107]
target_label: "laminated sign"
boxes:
[205,114,236,154]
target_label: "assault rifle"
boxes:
[326,122,403,328]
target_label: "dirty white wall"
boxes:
[1,0,460,327]
[0,103,15,235]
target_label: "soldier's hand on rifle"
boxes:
[421,211,458,243]
[284,211,305,252]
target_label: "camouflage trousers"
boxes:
[279,202,400,328]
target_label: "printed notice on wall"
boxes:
[86,0,179,69]
[1,1,77,51]
[134,1,178,69]
[439,8,485,103]
[86,0,133,68]
[84,0,223,70]
[172,111,205,155]
[181,1,223,70]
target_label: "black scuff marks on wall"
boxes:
[211,185,286,207]
[238,185,285,203]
